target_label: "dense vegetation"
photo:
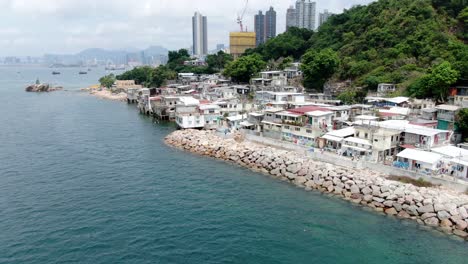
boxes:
[309,0,467,98]
[233,0,467,100]
[457,108,468,141]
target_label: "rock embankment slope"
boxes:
[165,129,468,240]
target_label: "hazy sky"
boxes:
[0,0,375,56]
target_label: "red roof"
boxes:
[289,106,331,115]
[400,144,416,149]
[149,96,161,101]
[199,99,211,104]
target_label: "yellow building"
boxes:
[229,32,256,59]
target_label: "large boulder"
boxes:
[417,204,434,214]
[424,217,440,227]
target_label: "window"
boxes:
[276,115,281,119]
[284,126,290,130]
[295,127,300,132]
[365,133,368,139]
[306,129,312,134]
[391,136,394,141]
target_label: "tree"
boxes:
[456,108,468,142]
[167,49,191,72]
[243,27,314,61]
[408,61,459,101]
[337,89,366,104]
[116,66,153,85]
[301,48,339,91]
[99,74,115,88]
[206,51,233,71]
[223,54,266,83]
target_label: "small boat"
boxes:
[87,68,92,71]
[79,71,88,75]
[52,71,61,75]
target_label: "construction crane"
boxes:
[237,0,249,32]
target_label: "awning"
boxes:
[400,144,415,149]
[322,135,343,142]
[240,121,254,127]
[342,145,371,152]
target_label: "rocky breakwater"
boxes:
[25,83,63,92]
[165,130,468,240]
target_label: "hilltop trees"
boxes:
[206,51,233,71]
[407,61,459,102]
[223,54,266,83]
[301,48,339,91]
[245,27,314,61]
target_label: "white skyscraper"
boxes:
[319,9,334,27]
[192,12,208,56]
[295,0,316,31]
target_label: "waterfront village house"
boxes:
[152,95,182,121]
[260,71,288,87]
[449,79,468,108]
[289,105,350,130]
[284,62,302,79]
[282,110,333,147]
[365,96,410,107]
[255,91,304,109]
[356,120,451,150]
[227,114,248,130]
[308,93,342,106]
[242,112,265,134]
[175,97,204,129]
[431,146,468,180]
[215,99,253,117]
[178,73,198,85]
[408,99,436,116]
[261,108,286,140]
[199,104,222,130]
[377,83,396,95]
[396,149,443,175]
[234,86,250,96]
[322,127,355,151]
[420,108,438,121]
[137,88,150,111]
[349,105,374,120]
[341,137,373,158]
[353,123,401,163]
[328,106,352,129]
[436,104,460,131]
[126,88,139,103]
[213,87,237,99]
[378,107,410,121]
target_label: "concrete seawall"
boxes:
[165,129,468,240]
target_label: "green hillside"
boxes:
[240,0,467,100]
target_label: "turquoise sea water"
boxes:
[0,66,467,263]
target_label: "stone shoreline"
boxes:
[165,129,468,240]
[81,87,127,101]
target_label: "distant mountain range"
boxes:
[44,45,168,65]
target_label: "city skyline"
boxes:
[0,0,375,56]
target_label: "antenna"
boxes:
[237,0,249,31]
